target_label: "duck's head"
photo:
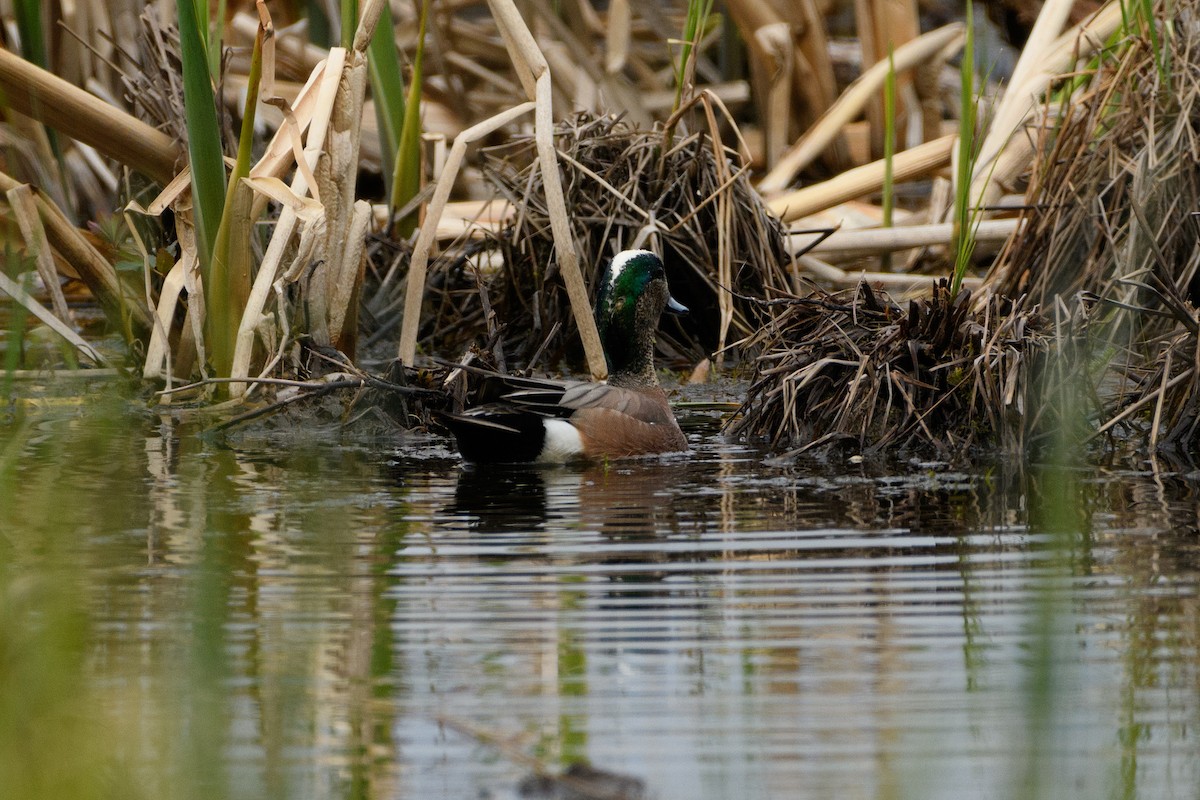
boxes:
[594,249,687,383]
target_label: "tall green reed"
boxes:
[175,0,227,278]
[341,0,359,49]
[950,0,979,298]
[391,0,429,238]
[13,0,65,197]
[1121,0,1166,79]
[369,0,407,202]
[882,44,896,272]
[208,20,266,381]
[671,0,716,118]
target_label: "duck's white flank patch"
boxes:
[539,419,584,462]
[608,249,654,290]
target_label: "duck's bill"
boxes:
[666,295,689,315]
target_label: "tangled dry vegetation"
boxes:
[983,0,1200,455]
[727,281,1072,458]
[5,0,1200,460]
[402,111,791,373]
[731,0,1200,460]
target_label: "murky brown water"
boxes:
[2,390,1199,799]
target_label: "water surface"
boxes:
[2,391,1198,799]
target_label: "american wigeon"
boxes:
[442,249,689,463]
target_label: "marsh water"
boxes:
[2,383,1199,800]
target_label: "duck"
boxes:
[441,249,690,464]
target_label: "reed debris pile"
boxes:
[985,0,1200,452]
[727,280,1067,458]
[406,111,790,372]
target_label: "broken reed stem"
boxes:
[229,51,345,396]
[7,183,70,324]
[0,169,152,339]
[397,101,537,366]
[0,46,180,184]
[768,134,955,222]
[465,0,606,379]
[758,22,964,194]
[0,270,105,365]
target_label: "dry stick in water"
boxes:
[0,271,105,365]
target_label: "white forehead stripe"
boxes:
[608,249,655,290]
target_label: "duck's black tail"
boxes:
[437,411,548,463]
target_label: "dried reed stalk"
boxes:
[854,0,919,160]
[968,1,1124,207]
[6,184,70,323]
[0,168,152,337]
[0,270,105,365]
[0,46,180,183]
[726,0,839,167]
[396,0,607,378]
[758,23,964,195]
[395,101,536,366]
[431,110,789,370]
[768,134,955,222]
[790,218,1021,258]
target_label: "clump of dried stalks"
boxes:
[412,110,791,372]
[727,280,1071,459]
[986,0,1200,452]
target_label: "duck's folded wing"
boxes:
[556,383,678,426]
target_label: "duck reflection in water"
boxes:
[449,459,688,584]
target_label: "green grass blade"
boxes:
[208,22,265,380]
[209,0,228,81]
[671,0,716,116]
[176,0,227,279]
[882,45,896,272]
[950,0,976,298]
[369,0,406,201]
[391,0,428,238]
[13,0,46,68]
[341,0,359,50]
[13,0,66,193]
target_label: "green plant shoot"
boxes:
[369,0,407,203]
[208,20,265,380]
[176,0,227,280]
[391,0,429,238]
[950,0,977,298]
[671,0,716,117]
